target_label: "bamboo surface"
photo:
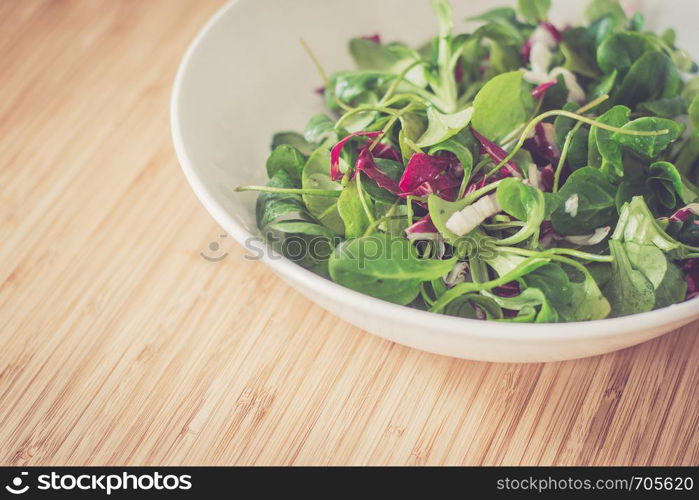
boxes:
[0,0,697,466]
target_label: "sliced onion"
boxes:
[564,226,611,246]
[446,194,501,236]
[564,193,579,218]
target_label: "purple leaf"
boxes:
[471,128,521,177]
[454,59,464,85]
[540,164,555,193]
[525,122,560,166]
[669,204,699,222]
[399,153,462,201]
[330,131,383,181]
[493,282,521,298]
[683,259,699,300]
[541,22,563,43]
[356,147,402,195]
[361,33,382,44]
[405,215,439,239]
[532,79,557,99]
[372,142,402,163]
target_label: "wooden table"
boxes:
[1,0,697,466]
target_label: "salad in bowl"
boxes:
[236,0,699,324]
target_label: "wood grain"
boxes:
[0,0,697,466]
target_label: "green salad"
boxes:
[237,0,699,322]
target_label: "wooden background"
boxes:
[1,0,697,466]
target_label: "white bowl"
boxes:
[172,0,699,362]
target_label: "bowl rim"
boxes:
[171,0,699,342]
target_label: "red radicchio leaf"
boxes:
[683,259,699,300]
[398,153,462,201]
[405,215,439,237]
[669,206,698,223]
[372,142,402,163]
[454,59,464,85]
[532,79,557,99]
[471,129,521,177]
[494,282,521,298]
[539,164,555,193]
[535,122,559,159]
[541,22,563,43]
[355,148,402,195]
[362,33,382,44]
[330,131,383,181]
[539,220,556,242]
[525,122,560,166]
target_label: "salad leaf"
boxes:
[690,95,699,134]
[486,288,558,322]
[586,0,626,24]
[467,7,519,25]
[653,258,689,308]
[302,148,345,235]
[328,233,456,305]
[596,32,653,75]
[472,71,535,141]
[551,167,618,235]
[444,294,504,320]
[304,114,338,145]
[589,105,630,175]
[338,177,372,239]
[615,52,682,108]
[606,197,689,314]
[606,240,656,316]
[272,132,315,156]
[256,170,308,229]
[611,117,684,158]
[266,145,306,180]
[328,71,394,107]
[516,0,551,24]
[612,196,681,252]
[495,178,546,245]
[639,96,688,119]
[522,263,610,321]
[417,106,474,147]
[473,23,523,48]
[561,27,600,78]
[648,161,690,208]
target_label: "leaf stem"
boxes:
[380,60,426,105]
[235,186,341,197]
[335,105,400,130]
[355,171,376,224]
[576,94,610,114]
[553,122,582,193]
[500,246,613,263]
